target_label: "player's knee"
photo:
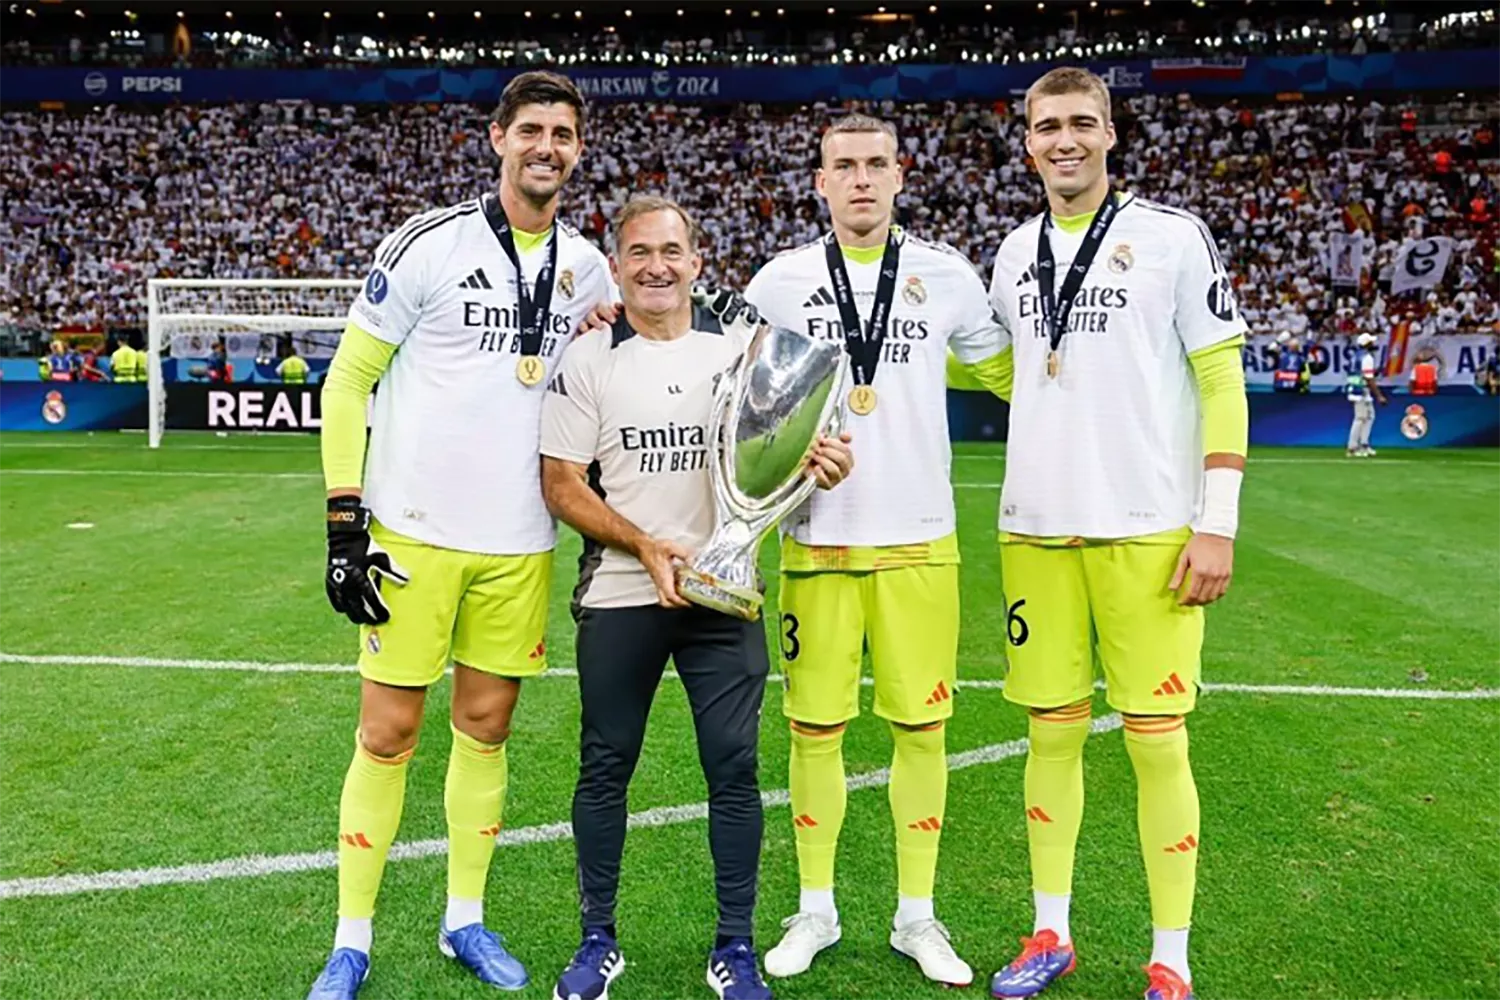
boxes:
[1030,698,1092,721]
[1122,714,1189,767]
[700,731,758,790]
[889,719,945,756]
[452,709,511,747]
[790,719,847,738]
[451,683,519,745]
[580,742,638,791]
[1123,712,1185,726]
[359,717,421,759]
[1027,699,1092,757]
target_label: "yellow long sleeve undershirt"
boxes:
[1188,336,1249,457]
[321,324,397,492]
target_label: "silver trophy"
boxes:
[677,325,850,621]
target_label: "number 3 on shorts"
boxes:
[780,612,801,661]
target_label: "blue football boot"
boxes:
[306,947,369,1000]
[439,922,530,990]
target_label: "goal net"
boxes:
[146,278,362,448]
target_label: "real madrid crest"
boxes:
[42,389,67,425]
[902,275,927,307]
[558,268,575,300]
[1400,403,1429,440]
[1107,243,1134,274]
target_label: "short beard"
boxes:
[512,169,562,206]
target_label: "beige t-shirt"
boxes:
[540,319,752,609]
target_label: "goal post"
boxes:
[145,278,362,448]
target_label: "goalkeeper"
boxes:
[742,114,1013,989]
[984,68,1248,1000]
[307,71,615,1000]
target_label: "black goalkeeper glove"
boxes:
[325,496,410,626]
[691,283,762,337]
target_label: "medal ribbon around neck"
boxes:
[482,191,558,382]
[824,227,902,398]
[1036,190,1120,377]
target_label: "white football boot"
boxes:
[890,918,974,987]
[763,912,841,978]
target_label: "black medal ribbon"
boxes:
[824,228,901,389]
[482,191,558,359]
[1036,190,1120,360]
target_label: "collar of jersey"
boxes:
[839,243,885,264]
[1051,209,1097,234]
[513,226,553,254]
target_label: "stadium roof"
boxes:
[14,0,1452,16]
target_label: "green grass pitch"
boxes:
[0,432,1496,1000]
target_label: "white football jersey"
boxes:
[348,194,614,555]
[540,318,753,610]
[988,195,1248,539]
[745,232,1008,548]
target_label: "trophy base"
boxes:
[677,567,764,622]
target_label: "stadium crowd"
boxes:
[2,93,1497,341]
[3,4,1495,70]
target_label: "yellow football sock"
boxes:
[889,721,948,899]
[445,725,509,903]
[337,731,413,919]
[1124,716,1200,929]
[1025,702,1091,896]
[789,723,846,890]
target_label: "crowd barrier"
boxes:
[5,381,1495,447]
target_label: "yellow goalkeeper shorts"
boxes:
[997,531,1203,715]
[356,520,553,688]
[777,564,960,726]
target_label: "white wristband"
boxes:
[1195,466,1243,539]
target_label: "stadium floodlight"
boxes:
[146,279,361,449]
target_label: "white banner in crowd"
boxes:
[1390,237,1455,295]
[1327,232,1364,286]
[169,329,340,360]
[1241,332,1496,388]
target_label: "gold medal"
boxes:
[516,355,545,387]
[848,385,878,415]
[1046,350,1061,380]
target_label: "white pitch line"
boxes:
[0,441,318,452]
[1199,681,1500,701]
[0,717,1122,901]
[2,652,1496,701]
[0,652,358,673]
[0,468,320,480]
[952,454,1500,468]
